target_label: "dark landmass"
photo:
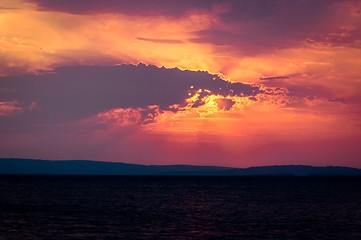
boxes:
[1,158,361,176]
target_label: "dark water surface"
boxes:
[1,176,361,239]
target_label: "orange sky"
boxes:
[0,0,360,167]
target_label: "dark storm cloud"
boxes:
[0,64,260,132]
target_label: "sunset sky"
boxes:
[0,0,360,167]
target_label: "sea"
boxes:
[1,176,361,239]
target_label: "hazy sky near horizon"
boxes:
[0,0,360,167]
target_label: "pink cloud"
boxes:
[0,101,23,116]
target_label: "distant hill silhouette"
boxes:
[1,158,361,176]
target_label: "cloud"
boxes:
[0,5,216,76]
[0,64,261,132]
[98,105,161,126]
[137,37,184,44]
[0,101,23,116]
[45,0,358,59]
[0,7,17,11]
[188,0,361,54]
[260,76,289,81]
[26,1,355,67]
[28,0,213,16]
[3,0,360,87]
